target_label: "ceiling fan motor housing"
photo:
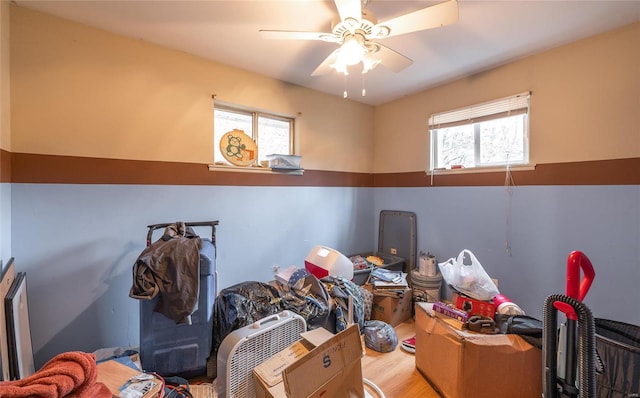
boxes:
[331,9,389,43]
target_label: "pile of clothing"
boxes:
[129,222,203,325]
[0,351,111,397]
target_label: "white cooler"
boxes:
[304,245,353,281]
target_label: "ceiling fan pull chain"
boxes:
[362,72,366,97]
[343,73,348,98]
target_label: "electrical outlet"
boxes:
[390,248,397,255]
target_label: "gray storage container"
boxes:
[139,221,218,378]
[351,252,405,285]
[350,210,416,285]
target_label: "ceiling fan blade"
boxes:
[259,30,329,41]
[375,44,413,73]
[334,0,361,22]
[379,0,459,38]
[311,49,340,76]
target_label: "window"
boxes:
[429,92,530,170]
[213,102,294,167]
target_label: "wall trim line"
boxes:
[4,151,638,187]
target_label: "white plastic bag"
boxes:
[438,249,500,301]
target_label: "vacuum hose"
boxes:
[543,294,596,398]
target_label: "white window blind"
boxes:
[429,92,530,129]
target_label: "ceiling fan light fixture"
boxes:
[361,53,381,73]
[331,61,350,75]
[330,34,368,74]
[338,35,367,65]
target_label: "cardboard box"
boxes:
[415,302,542,398]
[452,292,496,318]
[432,310,467,330]
[371,288,412,326]
[253,324,364,398]
[96,359,162,398]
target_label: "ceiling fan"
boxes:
[259,0,459,77]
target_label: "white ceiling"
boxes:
[13,0,640,106]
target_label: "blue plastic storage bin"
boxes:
[139,237,216,378]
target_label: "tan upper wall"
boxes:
[9,6,640,176]
[1,1,9,151]
[373,22,640,174]
[9,5,374,173]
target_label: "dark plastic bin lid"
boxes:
[377,210,417,271]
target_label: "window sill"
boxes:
[208,164,304,175]
[427,164,536,175]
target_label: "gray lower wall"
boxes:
[0,183,10,261]
[374,185,640,324]
[9,182,640,367]
[11,184,374,367]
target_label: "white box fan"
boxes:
[217,310,306,398]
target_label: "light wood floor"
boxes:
[361,319,441,398]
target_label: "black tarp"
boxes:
[208,272,368,379]
[595,318,640,398]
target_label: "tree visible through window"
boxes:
[214,103,294,166]
[429,93,530,170]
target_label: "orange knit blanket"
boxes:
[0,351,112,398]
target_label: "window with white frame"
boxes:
[213,102,294,166]
[429,92,531,171]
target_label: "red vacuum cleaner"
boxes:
[543,251,596,398]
